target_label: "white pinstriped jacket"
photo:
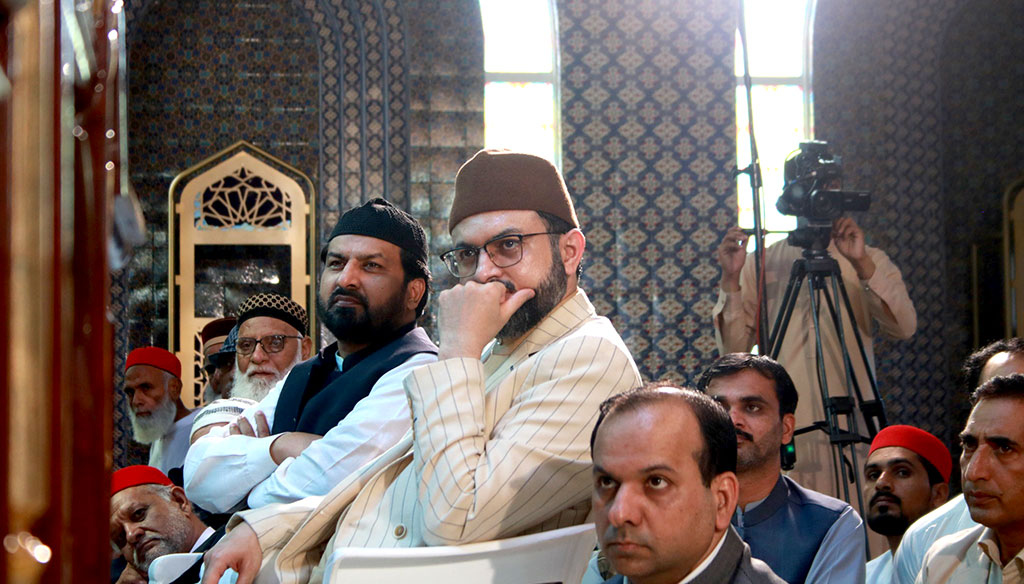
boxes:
[230,289,642,583]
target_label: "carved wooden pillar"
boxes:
[3,0,122,581]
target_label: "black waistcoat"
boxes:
[271,326,437,436]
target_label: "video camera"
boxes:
[775,141,870,249]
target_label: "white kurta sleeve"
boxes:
[184,381,285,513]
[245,352,437,508]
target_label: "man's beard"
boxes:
[230,351,302,401]
[735,424,783,474]
[129,391,177,444]
[317,284,407,344]
[202,383,216,406]
[496,253,568,341]
[130,512,192,571]
[867,494,911,536]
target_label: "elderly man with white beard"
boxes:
[123,347,198,474]
[228,294,312,402]
[185,199,438,515]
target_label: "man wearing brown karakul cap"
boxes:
[201,149,641,583]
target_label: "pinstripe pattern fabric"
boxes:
[234,289,641,583]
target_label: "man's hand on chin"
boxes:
[437,280,535,360]
[201,522,261,584]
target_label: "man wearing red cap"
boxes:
[123,347,198,474]
[862,425,951,584]
[199,317,237,403]
[110,465,221,583]
[200,149,641,583]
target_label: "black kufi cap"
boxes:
[320,198,428,275]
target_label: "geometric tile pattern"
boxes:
[116,0,416,469]
[405,0,485,335]
[560,0,738,383]
[812,0,1024,455]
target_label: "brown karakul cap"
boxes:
[448,149,579,233]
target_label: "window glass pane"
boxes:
[734,0,807,78]
[735,84,805,238]
[480,0,553,73]
[485,81,556,163]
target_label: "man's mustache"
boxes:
[871,492,901,507]
[330,288,368,307]
[735,428,754,441]
[483,278,516,294]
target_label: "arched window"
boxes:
[735,0,813,243]
[479,0,560,166]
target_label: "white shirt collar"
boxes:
[189,526,215,552]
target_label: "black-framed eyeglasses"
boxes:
[439,232,562,278]
[236,335,303,356]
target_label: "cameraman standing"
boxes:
[712,216,916,501]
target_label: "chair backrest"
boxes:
[147,552,204,584]
[323,523,597,584]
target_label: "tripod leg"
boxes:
[833,275,888,432]
[768,261,806,358]
[804,277,845,498]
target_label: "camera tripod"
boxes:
[766,246,888,517]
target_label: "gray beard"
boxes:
[129,392,177,444]
[202,384,216,406]
[132,508,192,570]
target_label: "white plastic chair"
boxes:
[323,523,597,584]
[147,552,203,584]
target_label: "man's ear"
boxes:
[170,486,192,514]
[781,413,796,445]
[167,375,183,402]
[301,336,314,360]
[930,482,950,509]
[558,228,586,278]
[404,278,427,314]
[710,471,739,532]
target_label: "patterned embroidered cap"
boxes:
[237,292,308,334]
[189,396,257,440]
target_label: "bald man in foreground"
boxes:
[591,384,784,584]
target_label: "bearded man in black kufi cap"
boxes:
[184,198,438,513]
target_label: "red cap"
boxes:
[111,465,173,496]
[870,425,952,483]
[125,346,181,379]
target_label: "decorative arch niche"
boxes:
[168,141,316,407]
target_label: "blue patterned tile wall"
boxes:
[814,0,1024,451]
[115,0,482,468]
[559,0,737,383]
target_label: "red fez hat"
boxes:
[201,317,236,353]
[125,346,181,379]
[111,465,173,496]
[870,425,952,483]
